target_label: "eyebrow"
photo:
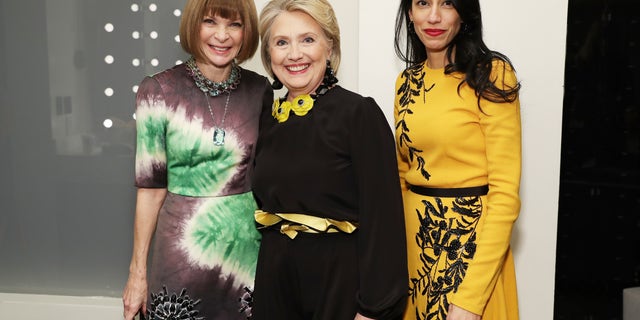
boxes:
[271,32,319,40]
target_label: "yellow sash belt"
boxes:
[254,210,358,239]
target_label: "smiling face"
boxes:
[409,0,461,67]
[198,13,244,81]
[268,10,332,99]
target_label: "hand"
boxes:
[122,273,148,320]
[354,313,375,320]
[446,304,481,320]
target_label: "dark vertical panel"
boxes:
[555,0,640,318]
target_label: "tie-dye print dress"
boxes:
[134,63,272,320]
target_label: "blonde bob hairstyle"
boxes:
[179,0,259,64]
[259,0,341,79]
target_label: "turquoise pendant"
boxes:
[213,128,225,146]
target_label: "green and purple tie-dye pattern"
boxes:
[136,100,242,196]
[135,101,168,179]
[164,107,242,196]
[181,191,260,286]
[134,65,271,319]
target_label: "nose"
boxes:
[287,43,302,60]
[214,26,229,41]
[427,7,442,23]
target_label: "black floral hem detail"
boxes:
[238,286,253,319]
[148,286,204,320]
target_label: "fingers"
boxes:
[122,307,138,320]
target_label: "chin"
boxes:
[280,81,309,92]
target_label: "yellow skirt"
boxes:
[402,189,519,320]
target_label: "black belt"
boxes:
[408,184,489,197]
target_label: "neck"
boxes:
[426,48,455,69]
[426,55,446,69]
[287,85,318,102]
[196,60,232,83]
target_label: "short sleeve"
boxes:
[134,76,169,188]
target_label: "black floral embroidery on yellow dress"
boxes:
[398,62,483,319]
[396,63,434,180]
[410,196,482,320]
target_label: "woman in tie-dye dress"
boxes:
[122,1,272,319]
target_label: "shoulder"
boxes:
[490,58,515,73]
[326,86,376,108]
[328,85,363,100]
[149,63,186,83]
[325,86,385,120]
[489,58,518,87]
[395,62,426,86]
[397,63,423,78]
[138,63,189,96]
[239,67,270,87]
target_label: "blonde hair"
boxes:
[259,0,341,78]
[179,0,259,64]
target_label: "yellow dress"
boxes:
[394,60,521,320]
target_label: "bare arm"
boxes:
[122,187,167,320]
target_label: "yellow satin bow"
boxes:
[254,210,358,239]
[272,94,314,123]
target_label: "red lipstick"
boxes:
[424,29,445,36]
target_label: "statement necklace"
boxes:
[185,56,239,146]
[204,91,231,146]
[272,94,314,123]
[271,60,338,123]
[186,56,240,97]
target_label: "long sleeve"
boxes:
[351,97,408,319]
[448,64,522,314]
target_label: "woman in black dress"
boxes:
[251,0,408,319]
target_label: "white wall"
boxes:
[481,2,567,319]
[0,1,566,319]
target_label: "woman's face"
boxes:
[199,13,244,74]
[268,10,332,99]
[409,0,461,56]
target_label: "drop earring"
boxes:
[323,60,338,87]
[311,60,339,98]
[271,77,283,90]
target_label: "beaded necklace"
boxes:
[185,57,241,145]
[185,56,241,97]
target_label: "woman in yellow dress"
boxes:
[393,0,522,319]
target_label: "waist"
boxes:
[254,210,358,239]
[408,184,489,197]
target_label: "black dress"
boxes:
[251,86,408,320]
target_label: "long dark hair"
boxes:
[394,0,520,105]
